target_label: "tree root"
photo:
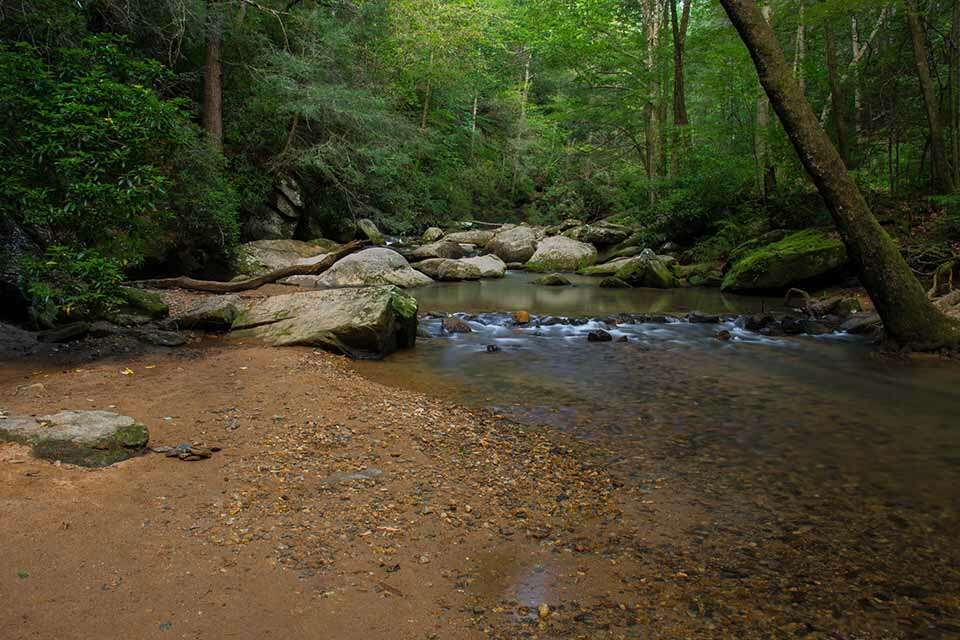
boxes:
[127,240,365,293]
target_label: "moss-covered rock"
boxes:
[532,273,572,286]
[0,410,148,467]
[615,257,676,289]
[526,236,597,272]
[721,229,847,292]
[599,277,631,288]
[672,262,724,288]
[119,287,168,318]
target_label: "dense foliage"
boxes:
[2,0,959,322]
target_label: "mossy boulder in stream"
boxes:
[228,285,417,358]
[722,229,847,292]
[526,236,597,272]
[614,253,676,289]
[0,410,148,467]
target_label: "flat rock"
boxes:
[228,286,418,358]
[0,410,148,467]
[237,239,334,276]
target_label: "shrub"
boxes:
[21,246,125,327]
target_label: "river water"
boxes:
[355,271,960,635]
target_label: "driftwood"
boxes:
[128,240,365,293]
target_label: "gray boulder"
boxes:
[228,286,418,358]
[420,227,445,243]
[409,241,466,261]
[176,295,247,330]
[563,222,630,246]
[526,236,597,272]
[0,410,148,467]
[237,239,334,276]
[578,256,640,277]
[315,248,433,289]
[357,218,384,244]
[444,229,496,246]
[461,255,507,278]
[412,258,483,281]
[485,225,541,263]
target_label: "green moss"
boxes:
[599,277,631,288]
[30,422,148,467]
[615,259,675,289]
[390,290,419,319]
[119,286,168,318]
[722,229,847,291]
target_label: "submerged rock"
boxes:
[0,410,148,467]
[485,225,541,263]
[526,236,597,272]
[442,317,473,334]
[227,286,418,358]
[316,248,433,289]
[587,329,613,342]
[599,277,631,288]
[532,273,572,286]
[722,229,848,291]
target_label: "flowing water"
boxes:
[354,272,960,635]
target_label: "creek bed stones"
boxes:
[0,410,148,466]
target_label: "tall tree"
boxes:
[642,0,662,203]
[824,22,850,166]
[718,0,960,349]
[670,0,692,172]
[202,0,224,150]
[904,0,955,193]
[754,2,775,197]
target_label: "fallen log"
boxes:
[127,240,365,293]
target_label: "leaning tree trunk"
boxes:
[719,0,960,350]
[202,0,224,150]
[128,241,365,293]
[905,0,955,193]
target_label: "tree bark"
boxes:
[202,0,224,150]
[670,0,692,173]
[792,1,806,93]
[642,0,661,204]
[128,241,365,293]
[905,0,955,193]
[825,24,850,166]
[719,0,960,349]
[754,3,774,198]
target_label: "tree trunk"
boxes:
[825,24,850,166]
[420,50,433,131]
[128,241,365,293]
[952,0,960,184]
[202,0,224,150]
[719,0,960,349]
[851,16,863,152]
[511,49,532,197]
[754,3,774,198]
[670,0,692,174]
[470,91,479,159]
[642,0,661,205]
[905,0,955,193]
[793,1,806,93]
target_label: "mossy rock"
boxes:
[118,287,168,319]
[615,258,675,289]
[721,229,847,292]
[532,274,572,286]
[0,410,148,467]
[599,277,632,288]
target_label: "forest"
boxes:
[2,0,960,336]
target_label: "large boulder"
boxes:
[413,259,482,281]
[461,255,507,278]
[578,256,640,277]
[0,410,148,467]
[242,204,299,240]
[237,239,335,276]
[227,286,417,358]
[408,241,465,261]
[357,218,384,244]
[526,236,597,272]
[444,229,496,246]
[722,229,848,291]
[485,225,541,263]
[563,222,631,246]
[315,248,433,288]
[0,322,37,354]
[615,253,676,289]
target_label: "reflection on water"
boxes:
[356,275,960,633]
[411,270,783,316]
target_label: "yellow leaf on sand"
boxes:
[120,368,134,376]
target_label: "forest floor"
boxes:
[0,335,956,639]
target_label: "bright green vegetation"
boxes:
[721,229,848,291]
[2,1,959,327]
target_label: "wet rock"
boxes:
[722,230,848,291]
[599,277,631,288]
[485,344,500,353]
[744,313,775,332]
[781,316,804,335]
[38,322,90,343]
[408,241,465,261]
[687,312,720,324]
[527,236,598,272]
[0,410,148,467]
[801,319,836,335]
[442,317,473,334]
[532,274,571,286]
[513,311,531,324]
[715,329,732,341]
[840,312,882,335]
[614,253,675,289]
[228,286,418,358]
[485,225,541,263]
[175,295,247,330]
[587,330,613,342]
[315,248,434,288]
[616,335,629,342]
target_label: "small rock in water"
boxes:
[485,344,501,353]
[442,317,473,334]
[616,335,629,342]
[587,330,612,342]
[512,310,531,324]
[688,311,720,324]
[715,330,732,341]
[532,273,571,286]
